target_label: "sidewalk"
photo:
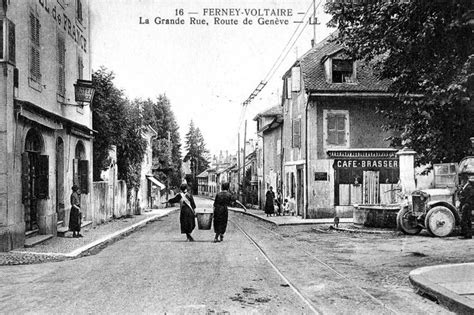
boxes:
[229,206,353,226]
[409,263,474,315]
[0,208,176,266]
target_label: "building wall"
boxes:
[307,98,396,218]
[262,126,282,193]
[0,1,92,251]
[138,130,154,211]
[282,79,307,217]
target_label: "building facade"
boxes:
[281,33,399,219]
[0,0,93,251]
[254,106,283,209]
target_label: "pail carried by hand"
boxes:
[196,209,213,230]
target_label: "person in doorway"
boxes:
[275,189,283,216]
[213,182,236,243]
[289,196,296,216]
[166,183,197,242]
[458,176,474,239]
[264,186,275,217]
[69,185,83,238]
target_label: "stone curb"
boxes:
[329,226,398,235]
[10,209,177,259]
[409,264,474,315]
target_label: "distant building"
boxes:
[0,1,93,251]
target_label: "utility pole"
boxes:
[310,0,320,47]
[237,132,241,196]
[242,120,247,204]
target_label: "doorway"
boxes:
[22,129,47,231]
[363,171,380,204]
[56,137,65,222]
[296,167,304,216]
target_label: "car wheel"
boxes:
[397,206,422,235]
[424,206,455,237]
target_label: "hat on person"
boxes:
[72,184,79,191]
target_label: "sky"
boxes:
[90,0,334,158]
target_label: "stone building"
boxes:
[281,33,399,219]
[0,0,93,251]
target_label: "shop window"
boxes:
[29,12,41,83]
[324,110,349,147]
[332,59,354,83]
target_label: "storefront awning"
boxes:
[146,175,165,189]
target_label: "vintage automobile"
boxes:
[397,156,474,237]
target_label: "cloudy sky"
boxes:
[90,0,333,157]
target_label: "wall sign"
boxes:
[314,172,328,181]
[333,158,399,169]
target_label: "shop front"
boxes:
[330,150,400,206]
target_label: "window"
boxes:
[77,54,84,79]
[76,0,83,23]
[29,12,41,82]
[332,59,354,83]
[57,34,65,95]
[0,19,15,64]
[292,119,301,148]
[324,110,349,147]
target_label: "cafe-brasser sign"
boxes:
[74,79,95,103]
[329,150,399,170]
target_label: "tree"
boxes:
[184,121,210,193]
[91,67,127,180]
[325,0,474,167]
[141,95,182,188]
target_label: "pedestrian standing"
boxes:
[69,185,83,238]
[213,182,236,243]
[459,176,474,239]
[166,183,197,242]
[275,189,283,216]
[264,186,275,217]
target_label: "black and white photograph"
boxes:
[0,0,473,314]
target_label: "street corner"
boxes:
[409,263,474,315]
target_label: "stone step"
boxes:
[58,220,92,237]
[24,234,53,248]
[25,228,39,238]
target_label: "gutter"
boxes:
[309,92,424,98]
[304,96,310,220]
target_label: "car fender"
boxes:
[427,201,461,224]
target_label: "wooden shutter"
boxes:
[29,13,40,81]
[36,155,49,199]
[21,153,30,204]
[8,19,15,64]
[292,119,301,148]
[79,160,89,194]
[57,35,65,94]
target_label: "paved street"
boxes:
[1,196,472,314]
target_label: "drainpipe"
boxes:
[304,96,310,219]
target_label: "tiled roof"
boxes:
[297,32,391,93]
[196,170,208,178]
[254,105,282,120]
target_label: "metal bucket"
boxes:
[196,209,213,230]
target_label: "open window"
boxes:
[332,59,354,83]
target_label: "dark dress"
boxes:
[264,190,275,214]
[168,192,196,234]
[459,182,474,238]
[69,191,82,232]
[213,191,236,234]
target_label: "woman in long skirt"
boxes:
[213,182,236,243]
[69,185,83,238]
[264,186,275,217]
[167,183,196,241]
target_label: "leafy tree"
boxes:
[91,67,127,180]
[141,95,182,188]
[116,100,147,201]
[184,121,210,192]
[325,0,474,167]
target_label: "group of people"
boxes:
[264,186,295,217]
[166,182,238,243]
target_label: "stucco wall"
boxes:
[92,180,128,225]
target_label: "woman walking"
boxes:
[69,185,83,238]
[264,186,275,217]
[213,182,236,243]
[166,183,197,242]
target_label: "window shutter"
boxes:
[36,155,49,199]
[73,158,79,186]
[57,35,65,94]
[8,19,15,64]
[337,115,346,144]
[292,119,301,148]
[286,77,291,99]
[21,153,30,204]
[0,19,3,60]
[291,67,301,92]
[79,160,89,194]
